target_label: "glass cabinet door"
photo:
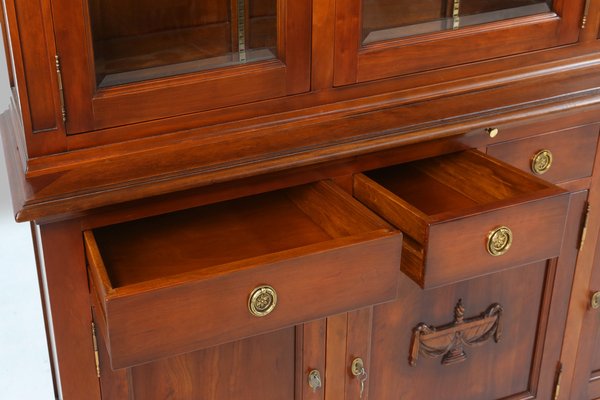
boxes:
[334,0,584,85]
[362,0,552,43]
[52,0,310,133]
[89,0,278,88]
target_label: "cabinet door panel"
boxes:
[368,263,545,399]
[130,328,296,399]
[343,187,587,400]
[51,0,311,132]
[334,0,584,85]
[97,321,326,400]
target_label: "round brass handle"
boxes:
[531,149,553,175]
[487,226,513,257]
[248,285,278,317]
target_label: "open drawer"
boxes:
[354,149,570,289]
[85,181,402,369]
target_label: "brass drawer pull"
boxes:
[410,299,503,366]
[487,226,512,256]
[531,149,553,175]
[248,285,278,317]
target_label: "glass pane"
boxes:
[362,0,553,44]
[88,0,278,87]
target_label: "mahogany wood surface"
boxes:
[49,0,310,132]
[563,130,600,399]
[354,150,570,288]
[130,327,297,400]
[1,1,600,399]
[84,181,401,368]
[95,319,327,400]
[365,262,547,399]
[336,0,583,84]
[487,124,600,184]
[37,221,101,400]
[4,67,600,222]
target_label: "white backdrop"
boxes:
[0,31,56,399]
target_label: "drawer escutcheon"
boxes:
[487,226,513,257]
[248,285,278,317]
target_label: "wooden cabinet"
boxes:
[96,319,327,400]
[333,0,585,84]
[1,1,600,400]
[50,0,311,132]
[84,181,401,369]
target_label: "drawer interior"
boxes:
[354,149,569,288]
[85,180,402,368]
[363,149,551,218]
[90,181,388,289]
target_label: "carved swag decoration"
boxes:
[409,299,503,366]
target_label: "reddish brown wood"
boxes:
[4,69,600,222]
[358,257,565,399]
[37,220,101,400]
[1,2,600,399]
[354,149,570,288]
[336,0,584,83]
[325,313,348,399]
[50,0,310,132]
[487,124,600,184]
[311,0,335,90]
[85,182,401,368]
[2,0,66,156]
[562,130,600,399]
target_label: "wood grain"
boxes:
[85,182,401,368]
[356,150,570,288]
[487,124,600,184]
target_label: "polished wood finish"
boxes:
[1,1,600,399]
[335,0,584,84]
[354,150,570,288]
[85,181,401,368]
[487,124,599,184]
[50,0,310,132]
[36,221,101,400]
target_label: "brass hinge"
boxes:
[581,0,591,28]
[579,202,591,251]
[54,55,67,124]
[91,322,101,378]
[553,362,563,400]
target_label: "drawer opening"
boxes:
[85,180,402,368]
[354,149,569,289]
[363,150,550,217]
[91,191,333,288]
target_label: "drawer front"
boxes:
[487,125,599,184]
[85,181,402,369]
[94,235,400,369]
[425,195,569,288]
[354,149,570,288]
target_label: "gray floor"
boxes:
[0,36,55,399]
